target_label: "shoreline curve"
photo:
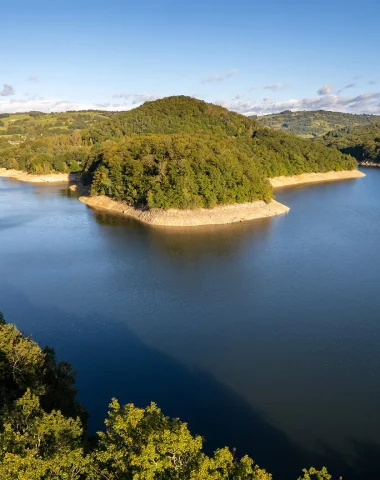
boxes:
[269,169,365,188]
[79,195,290,227]
[0,168,80,184]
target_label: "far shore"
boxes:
[269,169,365,188]
[79,195,290,227]
[0,168,80,184]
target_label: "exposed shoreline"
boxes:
[269,169,365,188]
[359,162,380,168]
[0,167,366,227]
[79,195,290,227]
[0,168,80,184]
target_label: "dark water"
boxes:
[1,169,380,479]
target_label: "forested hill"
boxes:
[256,110,380,137]
[322,123,380,165]
[85,95,257,143]
[0,96,357,209]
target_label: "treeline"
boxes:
[0,131,89,174]
[87,135,273,209]
[0,111,116,139]
[0,312,334,479]
[256,110,380,137]
[322,123,380,164]
[85,96,257,143]
[0,96,358,208]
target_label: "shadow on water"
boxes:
[0,284,307,479]
[91,209,278,261]
[2,284,379,480]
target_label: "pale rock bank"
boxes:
[79,195,290,227]
[0,168,81,184]
[269,169,365,188]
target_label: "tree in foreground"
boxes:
[0,312,336,479]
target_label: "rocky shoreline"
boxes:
[0,167,367,227]
[78,195,290,227]
[359,162,380,168]
[269,169,365,188]
[0,168,81,184]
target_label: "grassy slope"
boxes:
[0,110,117,139]
[256,110,380,137]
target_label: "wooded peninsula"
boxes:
[0,96,366,226]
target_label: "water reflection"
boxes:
[1,172,380,480]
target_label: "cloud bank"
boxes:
[112,93,159,104]
[216,91,380,116]
[1,90,380,116]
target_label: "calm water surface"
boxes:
[1,169,379,479]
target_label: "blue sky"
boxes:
[1,0,379,115]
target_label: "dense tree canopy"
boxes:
[85,96,257,143]
[0,131,89,173]
[0,313,335,479]
[322,123,380,164]
[87,134,273,209]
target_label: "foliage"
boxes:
[0,317,86,425]
[0,312,337,479]
[85,96,257,143]
[257,110,380,137]
[322,123,380,164]
[0,131,90,173]
[237,130,356,177]
[0,390,89,480]
[87,134,273,209]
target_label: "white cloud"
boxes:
[112,93,160,104]
[202,69,237,84]
[0,98,135,114]
[28,76,38,82]
[317,84,334,95]
[0,84,15,96]
[215,91,380,116]
[0,93,163,114]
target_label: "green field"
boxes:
[256,110,380,137]
[0,110,117,139]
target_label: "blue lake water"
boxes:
[1,168,379,479]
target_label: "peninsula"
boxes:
[0,96,365,226]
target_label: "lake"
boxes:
[1,168,379,479]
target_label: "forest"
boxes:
[0,97,358,209]
[322,123,380,165]
[0,312,334,480]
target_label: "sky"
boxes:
[1,0,379,116]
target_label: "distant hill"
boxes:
[0,110,117,140]
[255,110,380,138]
[322,123,380,165]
